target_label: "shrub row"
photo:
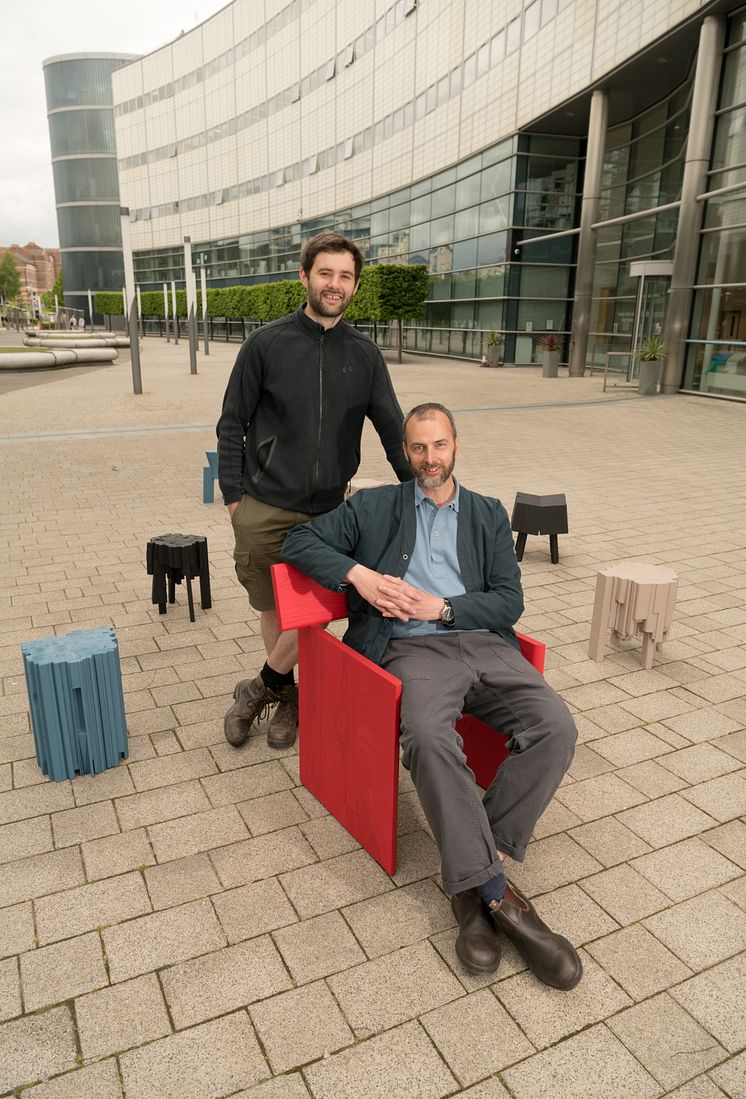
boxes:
[95,264,428,324]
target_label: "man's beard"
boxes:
[307,287,348,318]
[414,456,455,489]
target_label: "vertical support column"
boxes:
[184,236,198,375]
[661,15,726,394]
[87,289,94,331]
[569,90,609,377]
[136,286,144,339]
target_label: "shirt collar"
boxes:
[414,478,460,513]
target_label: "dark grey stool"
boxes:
[511,492,568,564]
[146,533,212,622]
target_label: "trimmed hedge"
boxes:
[94,264,428,333]
[95,281,307,321]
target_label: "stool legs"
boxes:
[185,574,196,623]
[589,572,615,662]
[198,541,212,610]
[514,531,561,563]
[152,566,167,615]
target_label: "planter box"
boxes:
[482,347,503,367]
[542,350,560,378]
[638,359,661,395]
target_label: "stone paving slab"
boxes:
[75,972,172,1059]
[0,1007,78,1095]
[21,1059,124,1099]
[0,342,744,1095]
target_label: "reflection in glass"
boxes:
[476,265,507,298]
[477,233,507,266]
[48,110,116,156]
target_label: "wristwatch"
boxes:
[439,599,455,626]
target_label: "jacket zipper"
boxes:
[313,333,324,491]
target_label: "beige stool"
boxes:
[588,562,678,669]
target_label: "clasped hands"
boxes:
[345,563,445,622]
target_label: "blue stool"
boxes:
[203,449,218,503]
[22,628,128,782]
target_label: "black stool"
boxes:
[511,492,568,564]
[146,533,212,622]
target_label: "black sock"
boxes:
[477,871,506,907]
[261,661,295,692]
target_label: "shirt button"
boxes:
[433,531,439,537]
[402,554,408,560]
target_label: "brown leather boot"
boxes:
[488,880,582,990]
[223,675,279,747]
[451,888,501,975]
[266,684,299,750]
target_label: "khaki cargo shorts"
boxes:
[231,494,315,611]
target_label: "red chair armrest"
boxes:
[271,563,348,630]
[516,631,545,674]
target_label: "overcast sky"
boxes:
[0,0,227,250]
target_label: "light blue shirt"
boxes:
[391,480,466,639]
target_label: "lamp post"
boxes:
[120,207,143,395]
[171,280,178,344]
[163,283,170,342]
[200,265,209,355]
[184,236,198,375]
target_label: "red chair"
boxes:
[271,563,545,875]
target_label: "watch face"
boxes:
[441,601,454,624]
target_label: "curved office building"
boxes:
[44,53,137,322]
[107,0,744,396]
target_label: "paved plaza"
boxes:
[0,334,744,1099]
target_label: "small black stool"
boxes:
[146,533,212,622]
[511,492,568,564]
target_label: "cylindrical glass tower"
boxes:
[43,53,138,323]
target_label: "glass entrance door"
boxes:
[629,273,670,380]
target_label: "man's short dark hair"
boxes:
[403,402,458,440]
[300,232,364,284]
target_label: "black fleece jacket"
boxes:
[216,305,412,513]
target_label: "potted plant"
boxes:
[537,332,562,377]
[482,330,505,367]
[637,334,664,395]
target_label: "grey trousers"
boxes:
[381,631,577,895]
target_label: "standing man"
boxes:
[281,404,582,987]
[217,232,411,751]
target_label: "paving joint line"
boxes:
[0,396,654,444]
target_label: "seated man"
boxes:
[282,402,582,988]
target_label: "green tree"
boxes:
[346,264,429,362]
[42,271,63,312]
[376,264,430,363]
[0,252,21,303]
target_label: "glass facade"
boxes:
[44,54,132,321]
[40,2,741,395]
[134,133,581,362]
[586,82,692,371]
[683,11,746,397]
